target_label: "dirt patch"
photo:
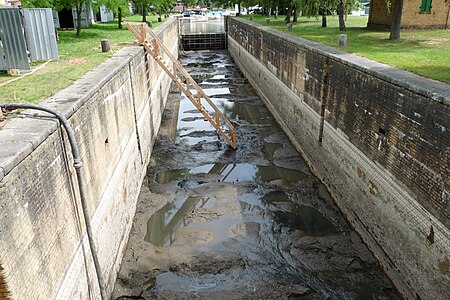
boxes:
[67,58,87,65]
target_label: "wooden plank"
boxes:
[124,22,237,149]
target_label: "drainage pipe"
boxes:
[318,58,330,144]
[0,103,107,300]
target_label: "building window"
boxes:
[420,0,432,13]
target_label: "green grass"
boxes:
[0,14,166,104]
[243,15,450,83]
[1,14,447,104]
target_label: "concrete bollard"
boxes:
[265,18,270,24]
[101,39,110,52]
[287,23,292,31]
[338,34,347,48]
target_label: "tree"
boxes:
[446,0,450,29]
[258,0,273,17]
[53,0,90,37]
[153,0,175,21]
[389,0,402,40]
[21,0,55,7]
[98,0,130,29]
[338,0,346,30]
[293,4,298,22]
[133,0,151,22]
[184,0,198,9]
[321,0,328,27]
[344,0,360,20]
[242,0,255,19]
[285,0,293,23]
[297,0,322,24]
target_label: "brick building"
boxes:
[368,0,450,29]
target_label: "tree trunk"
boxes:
[321,1,327,27]
[293,4,298,22]
[76,4,82,38]
[275,6,278,19]
[286,1,293,24]
[338,0,346,31]
[142,5,147,23]
[389,0,403,40]
[237,2,241,16]
[268,7,271,18]
[118,7,122,29]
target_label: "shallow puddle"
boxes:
[113,51,399,300]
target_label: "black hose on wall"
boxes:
[0,103,107,300]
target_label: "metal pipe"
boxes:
[0,103,107,300]
[318,58,330,144]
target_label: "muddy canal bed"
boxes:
[113,51,398,300]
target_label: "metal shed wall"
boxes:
[22,8,59,61]
[0,7,30,70]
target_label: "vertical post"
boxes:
[224,16,228,48]
[445,6,450,29]
[215,112,220,128]
[318,58,330,144]
[140,24,146,43]
[101,40,110,52]
[232,131,237,149]
[153,39,159,56]
[338,34,347,47]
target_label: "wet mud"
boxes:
[113,51,399,300]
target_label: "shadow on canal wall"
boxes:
[0,19,178,299]
[228,17,450,300]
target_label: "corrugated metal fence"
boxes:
[0,7,30,70]
[23,8,58,61]
[0,7,58,71]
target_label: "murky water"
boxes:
[113,51,400,300]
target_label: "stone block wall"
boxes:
[0,19,178,299]
[228,17,450,300]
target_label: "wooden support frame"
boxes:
[125,22,237,149]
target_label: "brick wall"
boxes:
[368,0,450,29]
[0,19,178,299]
[228,18,450,300]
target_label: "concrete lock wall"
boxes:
[228,18,450,300]
[0,19,178,299]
